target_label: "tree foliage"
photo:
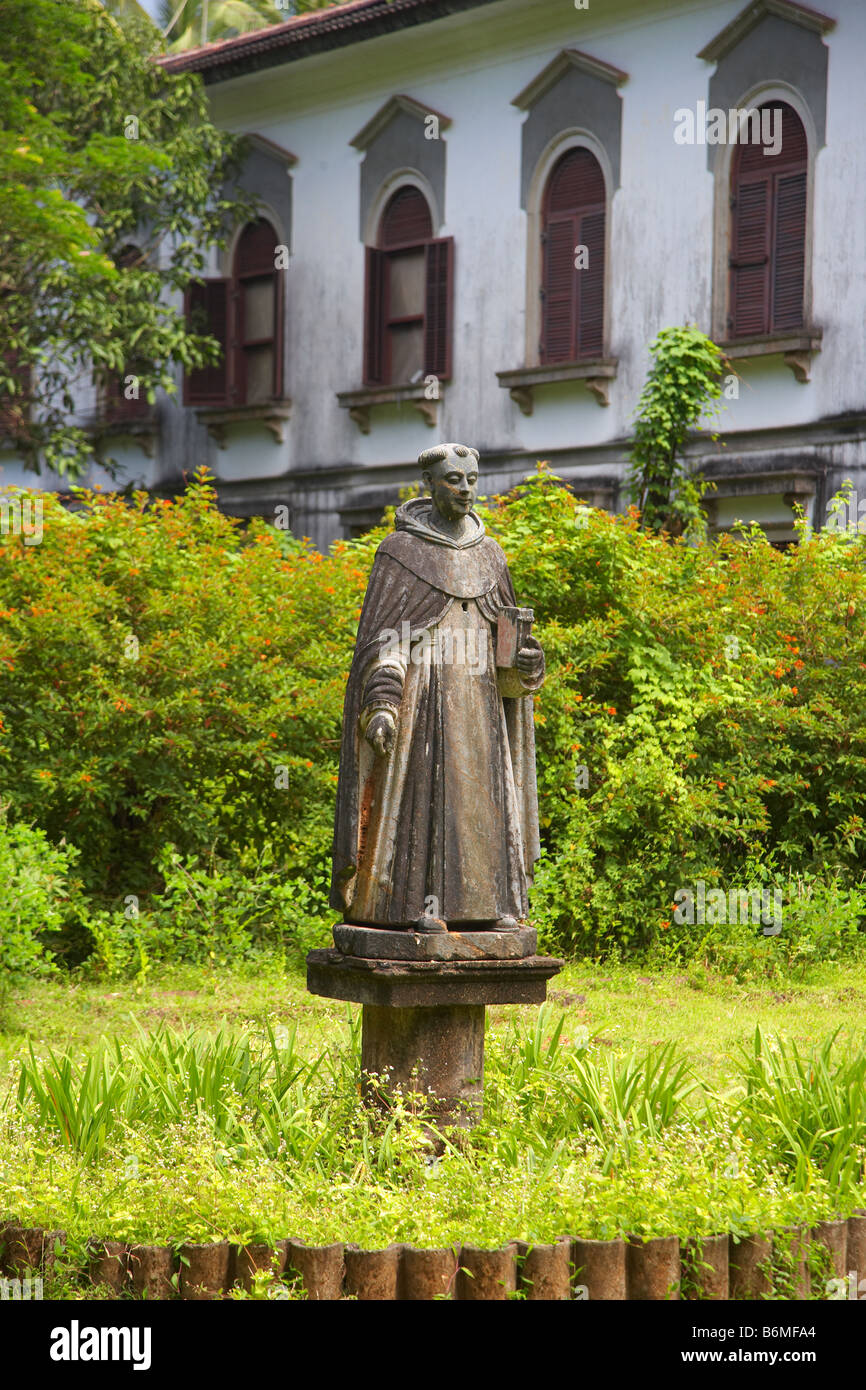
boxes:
[0,0,257,476]
[157,0,354,52]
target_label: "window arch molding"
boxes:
[221,200,288,276]
[524,129,613,368]
[360,178,452,388]
[711,80,818,344]
[362,169,442,249]
[186,211,287,409]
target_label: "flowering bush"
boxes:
[0,464,864,967]
[488,468,866,957]
[0,471,372,958]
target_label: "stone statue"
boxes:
[330,443,545,933]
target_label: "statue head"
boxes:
[418,442,479,523]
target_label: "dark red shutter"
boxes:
[273,256,285,400]
[363,247,386,385]
[235,219,279,275]
[729,177,771,337]
[541,216,577,362]
[546,147,605,212]
[423,236,453,379]
[577,208,605,358]
[772,170,806,330]
[0,351,30,432]
[232,219,281,404]
[380,187,433,249]
[541,148,606,363]
[729,102,807,338]
[185,279,229,405]
[105,367,150,422]
[104,245,150,420]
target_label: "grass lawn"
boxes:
[1,956,865,1298]
[3,956,865,1089]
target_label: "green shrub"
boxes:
[0,470,371,911]
[1,463,865,971]
[489,467,866,963]
[84,843,331,976]
[0,809,81,987]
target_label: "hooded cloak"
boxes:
[330,498,544,925]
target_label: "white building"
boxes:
[4,0,864,549]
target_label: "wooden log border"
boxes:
[1,1214,865,1300]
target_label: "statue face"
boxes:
[424,452,478,521]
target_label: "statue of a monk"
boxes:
[330,443,545,932]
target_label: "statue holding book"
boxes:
[330,442,546,933]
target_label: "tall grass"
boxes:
[8,1012,866,1204]
[734,1025,866,1190]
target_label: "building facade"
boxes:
[4,0,864,550]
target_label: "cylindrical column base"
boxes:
[361,1003,485,1126]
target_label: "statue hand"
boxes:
[516,639,544,681]
[365,711,397,757]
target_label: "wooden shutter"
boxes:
[772,170,806,330]
[363,247,386,385]
[105,367,150,423]
[541,215,577,362]
[729,102,807,338]
[577,208,605,358]
[729,177,771,337]
[233,219,281,404]
[0,350,30,432]
[235,219,279,275]
[541,148,606,363]
[423,236,453,379]
[380,187,433,249]
[184,279,229,405]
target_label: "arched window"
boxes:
[363,186,453,386]
[728,102,807,339]
[540,148,606,363]
[233,219,282,405]
[185,218,283,407]
[103,244,150,423]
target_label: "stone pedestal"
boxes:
[362,1003,486,1122]
[307,926,563,1126]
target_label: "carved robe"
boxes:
[330,498,544,927]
